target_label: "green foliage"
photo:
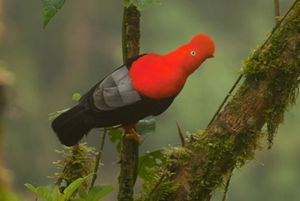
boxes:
[63,174,93,200]
[134,170,177,201]
[138,149,166,181]
[136,119,156,143]
[72,93,81,102]
[107,128,123,152]
[42,0,66,28]
[242,11,300,148]
[0,190,25,201]
[41,0,161,29]
[53,143,96,189]
[86,185,115,201]
[124,0,162,11]
[25,174,114,201]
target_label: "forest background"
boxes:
[1,0,299,200]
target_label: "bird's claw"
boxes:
[125,128,141,144]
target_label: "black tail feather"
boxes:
[51,105,92,146]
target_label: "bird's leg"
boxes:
[123,123,141,144]
[125,128,141,144]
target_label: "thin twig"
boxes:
[222,167,234,201]
[207,74,242,127]
[146,173,166,201]
[89,129,107,191]
[274,0,280,24]
[176,121,185,147]
[122,6,128,64]
[207,0,299,128]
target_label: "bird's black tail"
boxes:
[51,105,93,146]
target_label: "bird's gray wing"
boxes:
[92,66,142,111]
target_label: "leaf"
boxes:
[72,93,81,102]
[53,186,63,201]
[124,0,162,11]
[86,185,115,201]
[136,119,156,143]
[48,108,70,120]
[108,128,123,152]
[138,150,166,181]
[63,174,94,200]
[24,183,37,194]
[107,128,122,143]
[42,0,66,28]
[77,186,88,200]
[36,186,53,201]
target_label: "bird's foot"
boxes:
[125,128,141,144]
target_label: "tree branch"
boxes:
[118,5,141,201]
[89,129,107,191]
[139,1,300,201]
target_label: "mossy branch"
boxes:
[118,5,141,201]
[136,1,300,201]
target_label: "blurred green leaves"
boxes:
[72,93,82,101]
[42,0,66,28]
[41,0,161,29]
[138,149,166,181]
[0,190,25,201]
[108,128,123,152]
[25,174,115,201]
[136,119,156,143]
[124,0,162,11]
[86,185,115,201]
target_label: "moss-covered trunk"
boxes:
[118,5,141,201]
[138,1,300,201]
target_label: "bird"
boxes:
[51,34,215,146]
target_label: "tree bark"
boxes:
[118,5,140,201]
[139,1,300,201]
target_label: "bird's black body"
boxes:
[52,55,175,146]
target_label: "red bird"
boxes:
[52,34,215,146]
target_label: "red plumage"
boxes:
[129,34,215,99]
[52,34,215,146]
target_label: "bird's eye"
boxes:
[190,51,196,56]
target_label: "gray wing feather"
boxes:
[93,66,142,111]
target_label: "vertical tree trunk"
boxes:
[118,5,140,201]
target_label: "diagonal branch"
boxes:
[138,1,300,201]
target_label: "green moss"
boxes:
[241,12,300,148]
[53,143,96,191]
[134,167,177,201]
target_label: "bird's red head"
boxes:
[173,34,215,75]
[167,34,215,75]
[189,34,215,58]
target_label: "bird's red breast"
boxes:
[129,34,215,99]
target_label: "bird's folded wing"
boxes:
[92,66,142,111]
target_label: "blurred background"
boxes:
[1,0,300,200]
